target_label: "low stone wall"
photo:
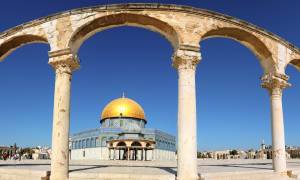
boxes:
[71,147,109,160]
[71,147,176,161]
[153,149,176,161]
[0,168,50,180]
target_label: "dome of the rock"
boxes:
[101,96,146,121]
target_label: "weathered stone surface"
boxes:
[0,3,299,73]
[173,49,199,180]
[261,73,290,173]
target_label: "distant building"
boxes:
[32,147,51,160]
[247,149,256,159]
[212,150,230,160]
[199,140,295,160]
[237,150,247,159]
[0,145,16,159]
[256,140,267,160]
[286,147,300,159]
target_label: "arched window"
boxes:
[90,138,94,148]
[101,137,107,147]
[79,140,82,149]
[82,139,86,148]
[86,139,90,148]
[75,141,78,149]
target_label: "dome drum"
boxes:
[100,117,147,124]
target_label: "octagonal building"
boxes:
[70,95,176,161]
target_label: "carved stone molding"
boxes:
[172,47,201,71]
[54,63,73,75]
[48,49,80,74]
[48,48,73,58]
[261,72,291,96]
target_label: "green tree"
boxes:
[230,150,238,156]
[197,152,202,158]
[20,147,35,159]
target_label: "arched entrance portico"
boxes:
[0,3,300,180]
[108,139,155,161]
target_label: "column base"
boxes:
[50,174,68,180]
[176,173,200,180]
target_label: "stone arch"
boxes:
[201,27,274,72]
[289,59,300,71]
[0,35,49,61]
[68,13,180,54]
[131,141,142,147]
[117,141,126,147]
[146,143,151,148]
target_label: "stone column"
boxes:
[116,149,119,160]
[49,51,79,180]
[142,149,145,161]
[127,147,130,160]
[109,149,111,159]
[114,149,116,160]
[152,150,154,161]
[261,73,290,173]
[172,47,201,180]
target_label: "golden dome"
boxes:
[101,96,146,121]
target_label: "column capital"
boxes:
[261,72,291,95]
[172,45,201,71]
[48,48,80,74]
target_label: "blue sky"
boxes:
[0,0,299,151]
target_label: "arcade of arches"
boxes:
[108,140,155,161]
[0,3,300,180]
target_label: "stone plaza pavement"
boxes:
[0,159,299,179]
